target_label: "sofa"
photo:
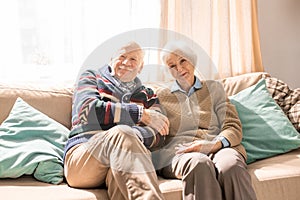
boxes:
[0,72,300,200]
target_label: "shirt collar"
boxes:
[171,76,202,96]
[99,64,142,93]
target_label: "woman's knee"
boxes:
[214,149,247,179]
[189,153,211,164]
[181,153,214,175]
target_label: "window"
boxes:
[0,0,161,84]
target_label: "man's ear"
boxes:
[109,57,114,67]
[138,61,144,73]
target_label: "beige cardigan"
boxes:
[157,80,247,160]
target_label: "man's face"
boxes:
[111,50,144,82]
[165,53,195,87]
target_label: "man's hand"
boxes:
[175,140,222,154]
[140,109,169,136]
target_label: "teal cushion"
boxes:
[229,79,300,164]
[0,97,69,184]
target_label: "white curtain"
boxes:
[0,0,161,83]
[160,0,264,79]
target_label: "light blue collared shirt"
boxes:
[171,76,202,96]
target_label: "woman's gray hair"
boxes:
[160,40,197,66]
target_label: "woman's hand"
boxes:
[175,140,222,154]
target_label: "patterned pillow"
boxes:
[265,77,300,132]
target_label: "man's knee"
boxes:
[110,125,138,139]
[107,125,148,154]
[64,144,108,188]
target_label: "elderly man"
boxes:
[64,41,169,200]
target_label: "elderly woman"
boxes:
[156,40,257,200]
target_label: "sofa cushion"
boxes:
[0,175,182,200]
[247,148,300,200]
[158,177,182,199]
[0,98,69,184]
[229,78,300,164]
[265,76,300,132]
[0,176,109,200]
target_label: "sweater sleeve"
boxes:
[71,69,140,131]
[132,126,165,150]
[131,86,166,150]
[212,81,243,147]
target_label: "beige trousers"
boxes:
[159,148,257,200]
[64,125,164,200]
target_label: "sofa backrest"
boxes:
[0,82,73,129]
[219,72,270,96]
[0,72,271,129]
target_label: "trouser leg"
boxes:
[106,168,126,200]
[64,142,108,188]
[213,148,257,200]
[161,152,222,200]
[65,125,164,200]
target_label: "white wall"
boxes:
[257,0,300,89]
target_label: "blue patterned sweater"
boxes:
[64,65,164,157]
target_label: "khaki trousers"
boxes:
[160,148,257,200]
[64,125,164,200]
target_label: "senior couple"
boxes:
[63,41,257,200]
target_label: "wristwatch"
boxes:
[219,136,230,148]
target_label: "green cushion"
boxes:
[229,79,300,164]
[0,97,69,184]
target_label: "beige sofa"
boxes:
[1,72,300,200]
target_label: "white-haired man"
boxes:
[64,41,169,200]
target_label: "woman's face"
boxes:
[165,53,195,88]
